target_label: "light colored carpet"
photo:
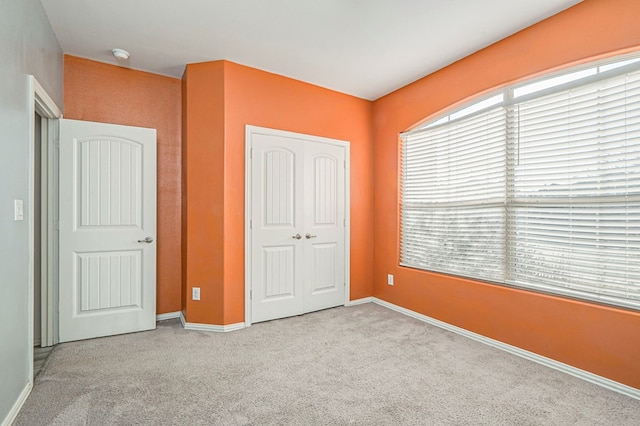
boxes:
[15,303,640,425]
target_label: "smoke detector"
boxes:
[112,48,130,60]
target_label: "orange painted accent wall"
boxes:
[181,60,373,325]
[181,71,187,315]
[372,0,640,388]
[64,55,182,315]
[224,62,374,323]
[181,62,226,323]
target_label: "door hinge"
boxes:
[250,148,254,159]
[250,289,253,300]
[343,160,346,169]
[250,219,252,229]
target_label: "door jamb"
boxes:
[244,125,351,327]
[29,76,62,371]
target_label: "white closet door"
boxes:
[303,141,346,313]
[59,119,157,342]
[250,133,305,323]
[249,127,347,324]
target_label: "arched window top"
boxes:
[409,53,640,133]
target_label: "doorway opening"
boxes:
[32,109,52,378]
[29,76,62,382]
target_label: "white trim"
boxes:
[32,77,62,118]
[1,382,32,426]
[371,297,640,401]
[244,125,351,327]
[346,297,374,306]
[156,311,181,321]
[343,146,351,307]
[42,118,60,348]
[180,312,246,332]
[29,76,62,351]
[244,126,252,326]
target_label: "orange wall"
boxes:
[224,62,374,323]
[181,62,226,323]
[64,55,182,314]
[182,60,373,324]
[372,0,640,388]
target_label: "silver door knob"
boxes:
[138,236,154,243]
[305,233,317,239]
[292,233,302,240]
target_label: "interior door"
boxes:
[303,141,346,313]
[250,128,347,324]
[58,119,157,342]
[250,134,305,323]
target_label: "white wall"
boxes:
[0,0,62,422]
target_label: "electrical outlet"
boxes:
[192,287,201,301]
[387,274,394,286]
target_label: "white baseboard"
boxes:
[370,297,640,400]
[156,311,181,321]
[346,297,374,306]
[2,381,32,426]
[179,312,245,332]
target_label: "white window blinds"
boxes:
[401,59,640,310]
[401,107,506,282]
[508,70,640,307]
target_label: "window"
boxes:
[401,54,640,310]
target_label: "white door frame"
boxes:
[244,125,351,326]
[28,75,62,383]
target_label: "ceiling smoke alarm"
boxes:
[112,48,130,60]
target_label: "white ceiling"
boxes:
[40,0,582,100]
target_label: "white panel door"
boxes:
[59,119,157,342]
[303,141,346,313]
[250,134,305,323]
[249,127,347,324]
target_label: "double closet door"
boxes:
[248,127,348,324]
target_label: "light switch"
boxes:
[14,200,24,221]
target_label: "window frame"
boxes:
[412,54,640,135]
[400,52,640,311]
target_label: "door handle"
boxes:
[305,233,317,239]
[138,236,154,243]
[292,233,302,240]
